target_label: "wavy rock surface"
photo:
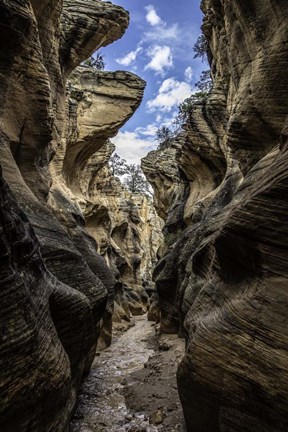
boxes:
[82,140,163,328]
[0,0,144,430]
[0,171,94,431]
[147,1,288,431]
[48,65,160,345]
[141,141,181,221]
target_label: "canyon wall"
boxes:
[0,0,153,430]
[144,1,288,431]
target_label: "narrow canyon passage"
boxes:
[1,1,288,431]
[70,316,185,432]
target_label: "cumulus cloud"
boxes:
[146,77,192,113]
[143,23,179,43]
[184,66,193,82]
[111,131,155,165]
[145,5,162,26]
[135,123,158,137]
[143,4,179,43]
[116,46,143,67]
[144,45,173,75]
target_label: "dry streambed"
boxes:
[70,315,186,432]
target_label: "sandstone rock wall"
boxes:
[51,64,162,336]
[82,140,163,326]
[146,1,288,431]
[0,0,148,430]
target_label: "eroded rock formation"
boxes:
[81,140,163,331]
[146,1,288,431]
[0,0,151,430]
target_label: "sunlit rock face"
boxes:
[141,139,182,222]
[147,0,288,431]
[81,140,163,329]
[0,0,147,430]
[47,64,146,348]
[47,65,161,344]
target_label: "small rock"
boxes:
[134,411,147,420]
[158,342,170,351]
[147,426,159,432]
[150,410,164,425]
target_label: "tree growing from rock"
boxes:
[109,152,128,176]
[177,91,209,123]
[175,70,212,124]
[156,126,174,149]
[123,164,152,196]
[109,153,152,196]
[195,70,212,92]
[193,34,208,62]
[83,51,106,70]
[153,70,213,145]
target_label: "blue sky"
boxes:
[101,0,205,163]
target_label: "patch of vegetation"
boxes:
[153,33,212,151]
[195,70,212,92]
[83,51,105,70]
[176,70,212,123]
[122,163,152,196]
[109,153,152,197]
[177,91,209,123]
[193,34,208,62]
[156,126,175,149]
[109,153,128,176]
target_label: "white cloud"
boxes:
[116,46,142,67]
[143,23,179,43]
[144,45,173,76]
[143,4,179,43]
[147,77,192,113]
[111,131,155,165]
[135,123,158,137]
[185,66,193,82]
[145,5,162,26]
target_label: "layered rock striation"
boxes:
[146,1,288,431]
[0,0,149,430]
[81,140,163,330]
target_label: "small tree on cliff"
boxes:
[123,164,152,196]
[195,70,212,92]
[83,51,106,70]
[175,71,212,124]
[109,152,128,176]
[156,126,174,149]
[177,91,209,123]
[193,34,208,62]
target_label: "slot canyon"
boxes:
[0,1,287,432]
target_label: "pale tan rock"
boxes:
[81,140,164,309]
[141,141,181,221]
[50,67,145,193]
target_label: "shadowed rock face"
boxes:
[145,0,288,431]
[0,0,144,430]
[0,172,94,431]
